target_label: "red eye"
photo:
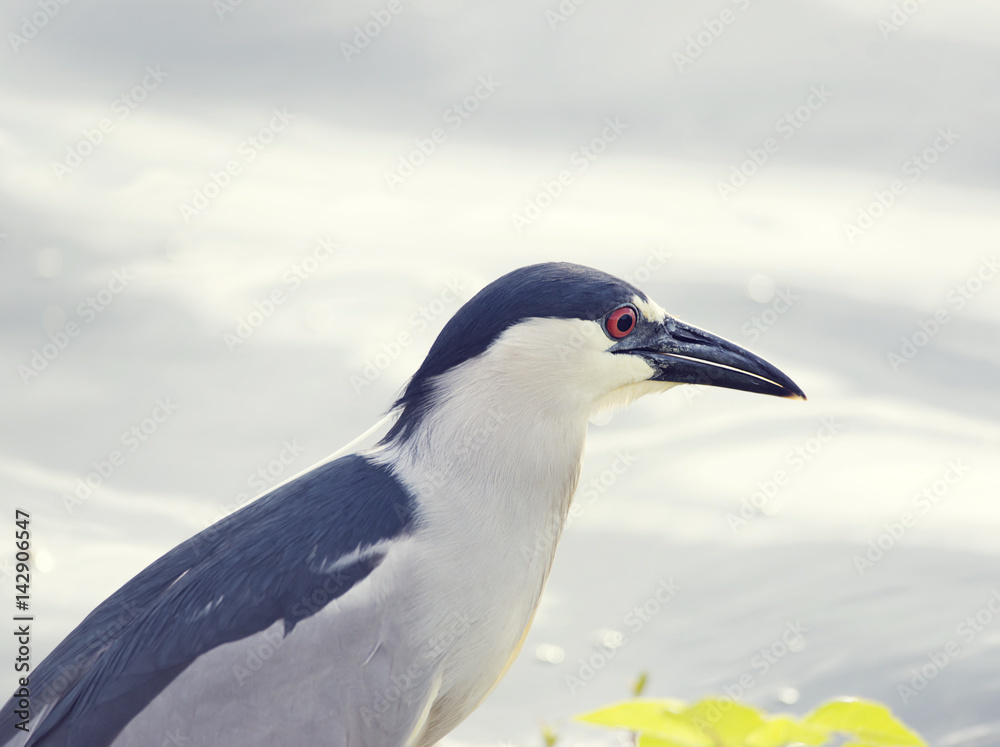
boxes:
[606,306,637,339]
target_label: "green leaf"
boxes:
[802,699,926,746]
[577,700,711,747]
[744,715,830,747]
[681,699,766,747]
[633,672,650,697]
[639,736,701,747]
[540,723,558,747]
[577,698,687,726]
[577,694,927,747]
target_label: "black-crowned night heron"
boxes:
[2,262,804,746]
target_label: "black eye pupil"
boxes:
[617,314,633,332]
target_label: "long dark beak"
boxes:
[614,316,806,400]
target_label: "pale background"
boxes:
[1,1,999,745]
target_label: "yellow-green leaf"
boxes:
[802,699,926,746]
[540,723,558,747]
[577,698,687,726]
[639,736,702,747]
[577,700,710,747]
[680,699,766,747]
[633,672,650,697]
[745,715,830,747]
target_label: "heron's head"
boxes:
[382,262,804,444]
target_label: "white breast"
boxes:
[380,456,582,746]
[368,322,612,743]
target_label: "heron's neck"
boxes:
[371,381,591,547]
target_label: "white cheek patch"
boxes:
[497,317,613,357]
[561,317,613,352]
[632,295,668,323]
[476,318,655,405]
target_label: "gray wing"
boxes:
[1,454,437,747]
